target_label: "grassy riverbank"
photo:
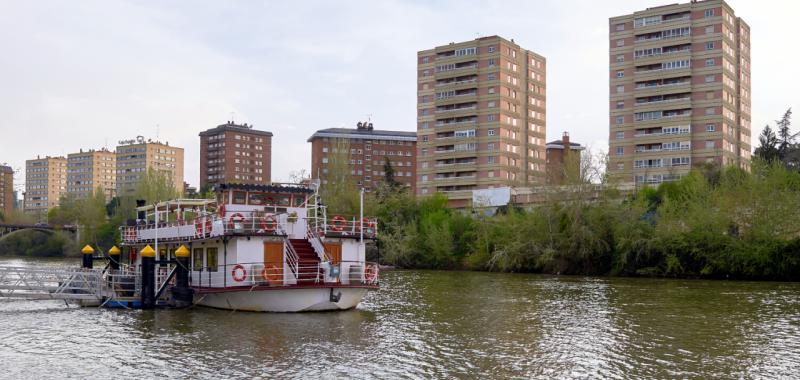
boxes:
[373,161,800,281]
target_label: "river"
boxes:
[0,258,798,379]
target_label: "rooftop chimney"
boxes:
[562,131,570,145]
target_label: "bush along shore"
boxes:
[373,161,800,281]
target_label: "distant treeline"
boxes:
[372,161,800,281]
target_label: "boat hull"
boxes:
[194,286,371,312]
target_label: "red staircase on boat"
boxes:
[289,239,323,283]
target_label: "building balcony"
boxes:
[435,78,478,88]
[435,105,478,115]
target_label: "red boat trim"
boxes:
[192,284,379,294]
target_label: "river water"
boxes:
[0,258,799,379]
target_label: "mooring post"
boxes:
[171,245,194,307]
[140,245,156,309]
[108,246,121,271]
[81,245,94,269]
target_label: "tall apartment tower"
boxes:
[308,122,417,192]
[116,138,184,196]
[417,36,547,207]
[24,156,67,220]
[609,0,751,185]
[199,121,273,189]
[0,165,13,218]
[67,148,117,201]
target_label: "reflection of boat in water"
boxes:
[120,182,379,312]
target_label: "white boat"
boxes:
[119,182,379,312]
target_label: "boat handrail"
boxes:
[189,260,379,288]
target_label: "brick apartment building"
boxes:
[199,121,273,189]
[609,0,751,185]
[308,122,417,192]
[67,148,117,201]
[0,165,13,218]
[24,156,67,220]
[545,132,585,185]
[416,35,547,207]
[116,138,184,196]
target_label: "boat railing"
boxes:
[189,261,379,289]
[283,238,300,280]
[316,215,379,239]
[306,224,332,262]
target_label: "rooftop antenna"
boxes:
[156,124,160,141]
[230,111,236,124]
[366,114,372,123]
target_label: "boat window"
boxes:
[264,196,276,206]
[159,248,168,260]
[278,195,291,206]
[293,195,305,207]
[249,192,265,205]
[206,248,218,272]
[232,191,246,204]
[192,248,204,270]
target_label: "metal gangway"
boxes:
[0,266,135,303]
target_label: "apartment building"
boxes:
[609,0,751,185]
[545,132,585,185]
[0,165,13,218]
[199,121,272,189]
[417,35,547,207]
[116,138,184,196]
[24,156,67,220]
[67,148,116,201]
[309,122,417,192]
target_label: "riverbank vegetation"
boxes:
[373,160,800,280]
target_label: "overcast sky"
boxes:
[1,0,798,194]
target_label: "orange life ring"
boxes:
[358,217,376,234]
[331,215,347,232]
[231,264,247,282]
[260,214,277,232]
[228,213,245,229]
[261,265,281,282]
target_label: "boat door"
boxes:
[263,242,283,285]
[324,243,342,264]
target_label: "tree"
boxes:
[383,157,400,190]
[134,168,179,204]
[754,125,780,162]
[319,138,359,215]
[776,108,794,158]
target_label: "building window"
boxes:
[706,124,716,132]
[705,9,714,18]
[705,75,716,83]
[488,101,496,108]
[705,58,715,66]
[616,131,624,140]
[616,54,625,62]
[488,129,496,136]
[616,147,624,156]
[616,39,624,47]
[488,58,496,66]
[616,101,624,109]
[705,140,715,149]
[706,42,715,50]
[422,56,429,63]
[487,115,496,122]
[617,163,624,170]
[616,85,625,93]
[422,136,428,142]
[706,107,715,115]
[616,116,624,125]
[487,73,497,80]
[616,70,624,78]
[706,26,714,34]
[321,157,328,164]
[615,23,625,31]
